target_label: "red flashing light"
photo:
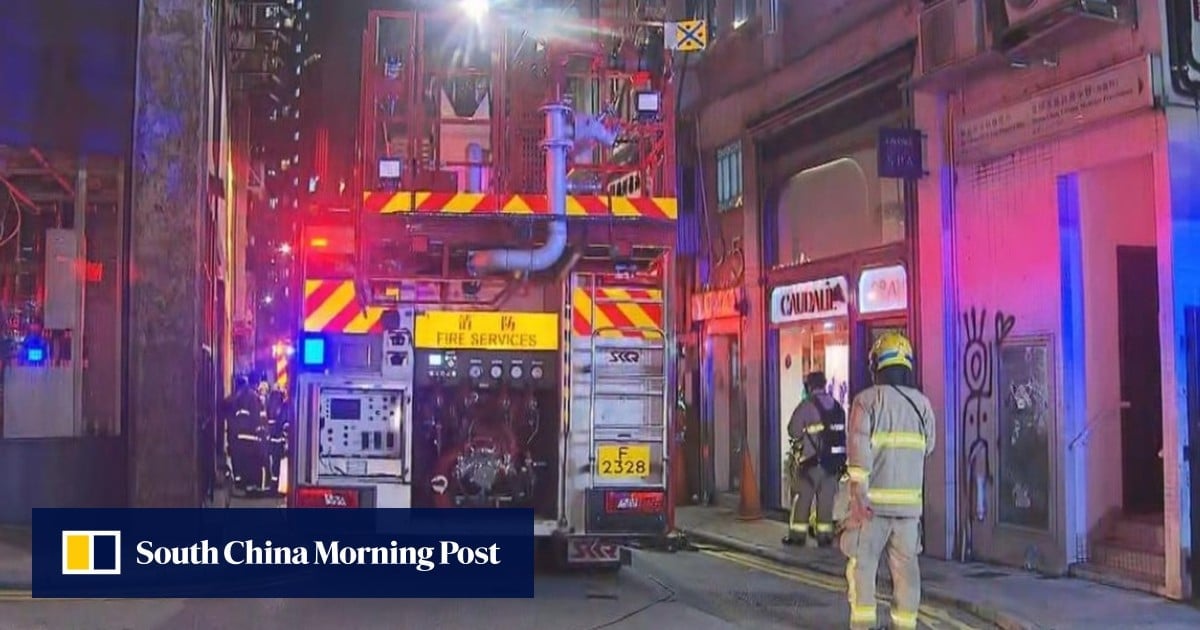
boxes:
[310,237,330,248]
[604,490,664,514]
[293,486,360,508]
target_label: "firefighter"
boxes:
[265,386,288,492]
[839,331,936,630]
[782,371,846,547]
[225,375,271,492]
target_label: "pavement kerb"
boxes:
[681,527,1045,630]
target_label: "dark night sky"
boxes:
[303,0,426,183]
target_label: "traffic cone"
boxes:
[736,445,762,521]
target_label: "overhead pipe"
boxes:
[468,102,617,274]
[468,102,571,274]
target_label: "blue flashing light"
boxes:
[300,334,327,369]
[22,335,47,365]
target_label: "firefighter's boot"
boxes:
[781,532,807,546]
[815,521,836,547]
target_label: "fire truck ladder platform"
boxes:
[585,287,669,487]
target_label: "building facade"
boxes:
[680,0,1199,600]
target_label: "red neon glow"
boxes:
[604,490,664,514]
[293,486,360,508]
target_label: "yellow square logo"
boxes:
[61,530,121,575]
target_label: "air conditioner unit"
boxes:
[1003,0,1120,33]
[918,0,990,77]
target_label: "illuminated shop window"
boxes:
[775,146,906,265]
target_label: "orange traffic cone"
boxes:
[736,444,762,521]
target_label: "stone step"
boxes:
[1070,562,1168,598]
[1109,515,1165,550]
[1090,540,1166,583]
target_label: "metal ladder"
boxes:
[585,286,669,488]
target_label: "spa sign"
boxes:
[770,276,848,325]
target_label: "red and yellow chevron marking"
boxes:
[303,279,385,334]
[572,287,664,339]
[363,191,677,220]
[274,354,289,393]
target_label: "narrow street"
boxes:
[0,545,987,630]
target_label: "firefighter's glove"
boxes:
[844,483,873,528]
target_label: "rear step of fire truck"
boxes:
[562,282,668,568]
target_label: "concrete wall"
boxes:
[0,438,126,524]
[694,0,914,148]
[931,0,1172,580]
[913,88,953,558]
[907,0,1180,578]
[947,110,1166,571]
[1163,102,1200,602]
[687,0,917,520]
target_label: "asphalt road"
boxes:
[0,542,989,630]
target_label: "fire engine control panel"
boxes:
[414,350,558,390]
[318,387,406,458]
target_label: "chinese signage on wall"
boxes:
[955,56,1153,164]
[858,265,908,314]
[690,287,744,321]
[770,276,848,325]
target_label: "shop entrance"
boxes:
[1116,245,1164,514]
[777,317,851,507]
[702,334,744,500]
[1070,156,1163,583]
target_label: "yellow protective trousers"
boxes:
[787,463,838,538]
[840,516,922,630]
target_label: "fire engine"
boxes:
[287,0,681,569]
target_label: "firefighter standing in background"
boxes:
[782,371,846,547]
[840,332,936,630]
[225,375,271,492]
[265,386,288,493]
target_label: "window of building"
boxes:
[733,0,756,28]
[716,141,743,212]
[765,0,779,33]
[774,145,906,265]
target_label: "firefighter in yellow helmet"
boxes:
[839,331,936,630]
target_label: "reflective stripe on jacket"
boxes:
[846,384,936,518]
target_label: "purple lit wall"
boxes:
[0,1,138,155]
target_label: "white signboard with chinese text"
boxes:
[858,265,908,314]
[770,276,848,325]
[955,56,1153,164]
